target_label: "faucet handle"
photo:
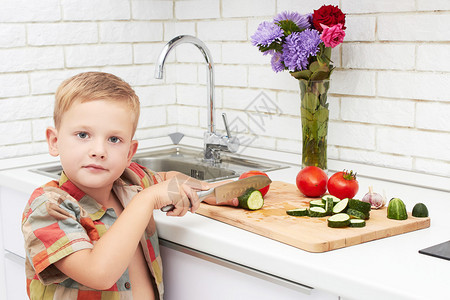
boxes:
[221,113,239,153]
[222,113,231,138]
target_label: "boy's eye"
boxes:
[109,136,121,144]
[77,132,89,139]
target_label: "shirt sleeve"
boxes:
[22,189,94,285]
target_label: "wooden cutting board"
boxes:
[196,181,431,253]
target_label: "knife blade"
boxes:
[160,175,272,212]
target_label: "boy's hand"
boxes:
[151,173,208,216]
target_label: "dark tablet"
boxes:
[419,240,450,261]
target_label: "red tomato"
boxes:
[327,170,359,199]
[295,166,328,197]
[239,170,271,197]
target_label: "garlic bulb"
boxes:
[362,186,386,209]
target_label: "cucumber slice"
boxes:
[332,198,349,214]
[286,208,309,217]
[322,195,340,205]
[349,219,366,227]
[348,199,371,214]
[309,207,326,217]
[238,188,264,210]
[327,213,350,228]
[347,208,370,220]
[309,199,325,208]
[324,197,333,216]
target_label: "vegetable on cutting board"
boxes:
[361,186,386,209]
[238,188,264,210]
[309,199,325,208]
[332,198,349,214]
[349,219,366,227]
[286,208,309,216]
[412,203,429,218]
[327,170,359,200]
[239,170,271,197]
[387,198,408,220]
[296,166,328,197]
[309,207,327,217]
[327,213,350,228]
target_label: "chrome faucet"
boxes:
[154,35,239,163]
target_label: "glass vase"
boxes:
[299,79,330,171]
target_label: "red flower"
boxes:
[312,5,346,33]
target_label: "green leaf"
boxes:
[290,70,312,80]
[302,92,320,111]
[259,43,283,53]
[276,20,301,35]
[310,70,330,81]
[309,61,320,73]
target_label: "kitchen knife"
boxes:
[161,175,272,212]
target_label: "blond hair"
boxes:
[54,72,140,134]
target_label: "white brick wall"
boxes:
[0,0,449,179]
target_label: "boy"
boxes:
[21,72,237,299]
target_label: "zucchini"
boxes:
[327,213,350,228]
[347,208,369,220]
[349,219,366,228]
[309,199,325,209]
[332,198,349,214]
[286,208,309,217]
[387,198,408,220]
[238,188,264,210]
[324,197,333,216]
[348,199,371,214]
[309,207,326,217]
[412,203,428,218]
[322,195,340,206]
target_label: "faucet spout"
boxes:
[154,35,215,134]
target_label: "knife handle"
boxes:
[160,188,214,212]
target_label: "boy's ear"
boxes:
[127,140,138,165]
[46,127,59,157]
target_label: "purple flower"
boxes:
[274,11,311,30]
[282,29,321,71]
[251,21,284,47]
[271,52,285,72]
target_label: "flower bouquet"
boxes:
[251,5,347,170]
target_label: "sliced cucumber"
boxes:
[327,213,350,228]
[348,199,371,214]
[324,197,333,216]
[309,207,327,217]
[309,199,325,209]
[286,208,309,217]
[347,208,370,220]
[332,198,349,214]
[238,188,264,210]
[322,195,340,206]
[349,219,366,228]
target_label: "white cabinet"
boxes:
[4,252,27,300]
[0,186,28,300]
[160,239,338,300]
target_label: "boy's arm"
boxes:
[158,171,239,207]
[54,178,199,290]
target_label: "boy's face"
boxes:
[47,99,138,194]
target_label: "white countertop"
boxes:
[1,141,450,300]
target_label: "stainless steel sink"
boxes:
[30,146,287,182]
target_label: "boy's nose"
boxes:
[89,141,107,159]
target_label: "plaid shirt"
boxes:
[22,162,164,299]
